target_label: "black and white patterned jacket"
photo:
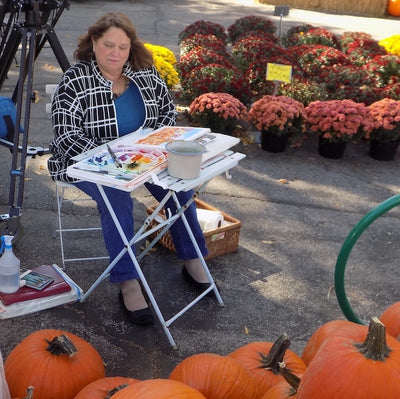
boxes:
[48,59,177,182]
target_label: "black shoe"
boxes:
[118,291,154,326]
[182,266,211,291]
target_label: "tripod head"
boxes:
[0,0,70,89]
[1,0,69,50]
[4,0,65,13]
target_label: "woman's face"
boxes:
[92,26,131,77]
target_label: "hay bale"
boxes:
[256,0,387,17]
[319,0,387,16]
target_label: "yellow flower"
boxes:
[145,43,177,65]
[152,55,180,89]
[379,35,400,55]
[144,43,179,89]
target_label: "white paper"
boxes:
[196,209,224,232]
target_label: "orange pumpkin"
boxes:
[11,386,34,399]
[74,376,140,398]
[301,319,367,365]
[380,301,400,340]
[261,367,300,399]
[297,318,400,398]
[228,335,306,398]
[261,380,297,399]
[111,378,206,399]
[169,353,258,399]
[5,329,105,399]
[388,0,400,17]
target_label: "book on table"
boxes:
[67,126,241,190]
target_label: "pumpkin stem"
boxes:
[355,317,392,361]
[278,362,300,394]
[23,386,34,399]
[45,334,77,357]
[258,334,291,374]
[105,383,129,399]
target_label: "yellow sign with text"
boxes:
[266,63,292,83]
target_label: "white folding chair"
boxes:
[55,181,109,270]
[46,84,108,269]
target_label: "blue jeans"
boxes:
[74,181,208,283]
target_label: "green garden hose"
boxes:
[335,193,400,324]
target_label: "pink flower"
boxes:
[189,92,248,133]
[305,99,370,143]
[248,95,306,136]
[365,98,400,142]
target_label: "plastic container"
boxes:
[0,235,20,294]
[166,140,207,179]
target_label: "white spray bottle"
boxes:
[0,235,20,294]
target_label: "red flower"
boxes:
[178,20,227,44]
[285,27,340,49]
[177,47,234,79]
[179,34,228,57]
[179,64,251,104]
[362,54,400,87]
[232,35,284,72]
[227,15,277,44]
[298,45,351,76]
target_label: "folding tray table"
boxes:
[67,131,245,348]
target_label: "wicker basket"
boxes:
[146,199,241,260]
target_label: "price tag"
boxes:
[266,63,292,83]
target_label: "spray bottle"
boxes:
[0,235,20,294]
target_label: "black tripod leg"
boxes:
[0,6,17,55]
[8,26,37,224]
[45,28,70,72]
[0,24,22,90]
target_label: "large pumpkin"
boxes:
[74,376,139,399]
[112,378,206,399]
[260,366,300,399]
[5,329,105,399]
[301,319,367,365]
[169,353,258,399]
[297,318,400,399]
[228,335,306,398]
[380,301,400,340]
[388,0,400,17]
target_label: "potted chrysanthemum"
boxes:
[365,98,400,161]
[227,15,277,44]
[305,99,370,159]
[248,95,306,152]
[178,64,251,105]
[188,92,248,133]
[144,43,180,90]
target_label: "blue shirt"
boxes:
[114,81,146,136]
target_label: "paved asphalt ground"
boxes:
[0,0,400,381]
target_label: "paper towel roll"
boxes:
[196,209,224,232]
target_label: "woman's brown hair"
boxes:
[74,12,153,69]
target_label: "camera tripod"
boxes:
[0,0,71,241]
